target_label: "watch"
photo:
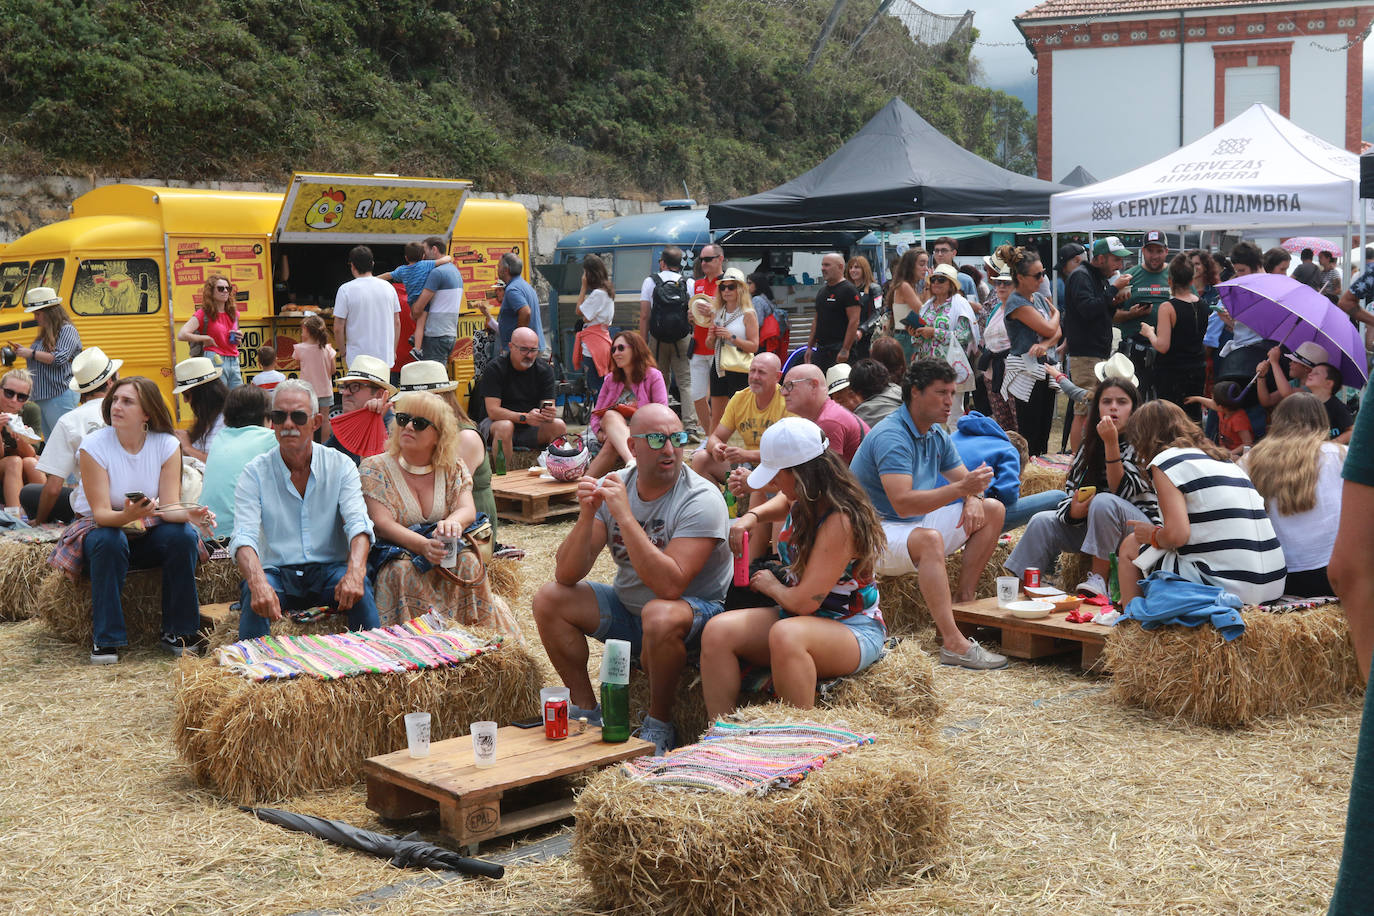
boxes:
[518,413,526,424]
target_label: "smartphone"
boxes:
[1075,486,1096,503]
[511,717,544,729]
[541,398,555,412]
[125,491,147,503]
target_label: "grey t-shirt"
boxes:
[595,465,732,615]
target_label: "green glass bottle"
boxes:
[723,486,737,519]
[1108,552,1122,605]
[599,638,631,743]
[492,440,506,476]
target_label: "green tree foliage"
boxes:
[0,0,1036,196]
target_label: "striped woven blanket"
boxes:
[215,611,502,682]
[622,720,875,796]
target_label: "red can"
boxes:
[544,697,568,740]
[1023,567,1042,589]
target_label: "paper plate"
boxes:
[1023,585,1064,599]
[1006,600,1055,620]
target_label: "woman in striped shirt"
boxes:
[1118,400,1286,606]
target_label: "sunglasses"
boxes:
[341,381,380,395]
[611,344,629,352]
[1,387,29,402]
[720,282,740,290]
[631,431,690,449]
[512,345,539,355]
[215,285,231,292]
[394,413,435,432]
[269,409,310,426]
[698,255,721,262]
[1030,271,1046,280]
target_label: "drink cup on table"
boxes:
[405,712,432,758]
[471,721,498,767]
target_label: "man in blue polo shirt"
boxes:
[497,252,548,356]
[851,357,1007,670]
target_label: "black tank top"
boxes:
[1156,296,1207,370]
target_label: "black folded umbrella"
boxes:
[242,807,504,879]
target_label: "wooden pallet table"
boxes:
[365,725,653,850]
[490,472,580,523]
[951,596,1106,670]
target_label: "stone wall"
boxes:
[0,174,659,264]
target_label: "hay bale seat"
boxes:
[877,537,1013,635]
[627,638,940,747]
[1020,462,1068,497]
[0,532,62,621]
[37,557,243,646]
[573,704,951,916]
[1105,604,1364,727]
[172,631,542,804]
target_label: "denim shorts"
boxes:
[588,582,725,655]
[840,612,888,673]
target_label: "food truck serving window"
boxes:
[70,259,162,316]
[0,259,65,311]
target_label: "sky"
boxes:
[952,0,1374,131]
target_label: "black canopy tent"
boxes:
[707,98,1066,241]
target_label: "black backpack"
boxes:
[648,273,692,343]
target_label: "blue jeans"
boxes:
[237,561,379,639]
[35,388,79,440]
[1002,489,1068,532]
[86,522,201,647]
[421,335,456,365]
[208,352,242,389]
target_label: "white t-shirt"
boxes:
[580,289,616,358]
[192,415,226,456]
[253,369,287,388]
[71,427,180,517]
[334,275,401,367]
[1258,442,1344,573]
[36,398,105,484]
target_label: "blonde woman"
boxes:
[1242,393,1346,596]
[706,267,759,432]
[359,391,522,642]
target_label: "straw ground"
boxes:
[0,533,59,620]
[0,513,1364,914]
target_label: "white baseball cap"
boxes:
[746,417,829,490]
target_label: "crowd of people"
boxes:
[7,232,1371,761]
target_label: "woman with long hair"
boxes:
[1006,375,1158,596]
[706,267,759,431]
[177,273,242,388]
[360,391,521,640]
[574,253,616,400]
[1241,393,1345,596]
[172,357,228,464]
[869,335,907,386]
[846,255,882,362]
[890,247,929,362]
[1117,400,1286,606]
[61,377,213,663]
[980,267,1018,431]
[586,330,668,477]
[1142,254,1209,422]
[996,244,1061,455]
[12,288,80,438]
[702,418,887,716]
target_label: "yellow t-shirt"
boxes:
[720,386,790,449]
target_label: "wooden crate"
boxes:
[489,472,580,524]
[951,596,1106,670]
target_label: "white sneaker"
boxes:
[1077,572,1108,597]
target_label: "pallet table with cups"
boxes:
[951,596,1106,669]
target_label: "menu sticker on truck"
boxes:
[168,237,270,319]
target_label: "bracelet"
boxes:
[1106,458,1122,463]
[741,510,758,523]
[1150,526,1163,549]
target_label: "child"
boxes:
[252,345,286,389]
[294,315,338,441]
[379,242,453,361]
[1187,380,1253,456]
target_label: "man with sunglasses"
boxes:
[324,355,397,465]
[231,379,378,639]
[532,403,732,755]
[480,326,565,461]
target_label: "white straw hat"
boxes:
[336,354,398,393]
[69,347,123,393]
[746,417,829,490]
[391,360,458,400]
[172,356,223,394]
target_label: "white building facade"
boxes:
[1014,0,1373,182]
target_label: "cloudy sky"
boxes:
[959,0,1373,126]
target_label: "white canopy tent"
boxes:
[1050,103,1372,273]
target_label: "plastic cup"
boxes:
[996,576,1020,608]
[404,712,431,758]
[540,686,570,707]
[440,535,459,569]
[471,720,498,768]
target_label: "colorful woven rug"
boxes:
[622,720,875,796]
[1030,452,1074,472]
[215,611,502,682]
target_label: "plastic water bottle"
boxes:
[599,639,631,743]
[1108,552,1122,605]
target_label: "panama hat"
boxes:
[172,356,223,394]
[1290,341,1330,368]
[336,354,397,393]
[68,347,123,393]
[391,360,457,400]
[930,263,961,285]
[23,287,62,313]
[1094,352,1139,388]
[825,362,852,395]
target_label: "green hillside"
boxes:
[0,0,1035,198]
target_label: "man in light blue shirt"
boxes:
[497,252,547,355]
[231,379,377,638]
[201,384,277,545]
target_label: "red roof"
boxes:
[1018,0,1324,21]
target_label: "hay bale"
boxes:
[37,557,244,646]
[1105,604,1363,727]
[573,704,951,916]
[1055,551,1092,593]
[878,538,1013,635]
[172,631,542,803]
[203,609,352,651]
[1020,462,1068,497]
[486,555,521,601]
[627,639,941,746]
[0,537,58,620]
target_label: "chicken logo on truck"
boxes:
[305,189,347,230]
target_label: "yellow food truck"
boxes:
[0,172,529,419]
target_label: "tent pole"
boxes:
[1051,230,1059,303]
[920,217,927,251]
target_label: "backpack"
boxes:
[648,273,692,343]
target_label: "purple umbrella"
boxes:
[1216,273,1368,389]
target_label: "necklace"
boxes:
[398,457,433,475]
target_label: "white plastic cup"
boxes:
[404,712,431,758]
[540,686,570,707]
[600,639,631,686]
[996,576,1020,608]
[471,720,498,768]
